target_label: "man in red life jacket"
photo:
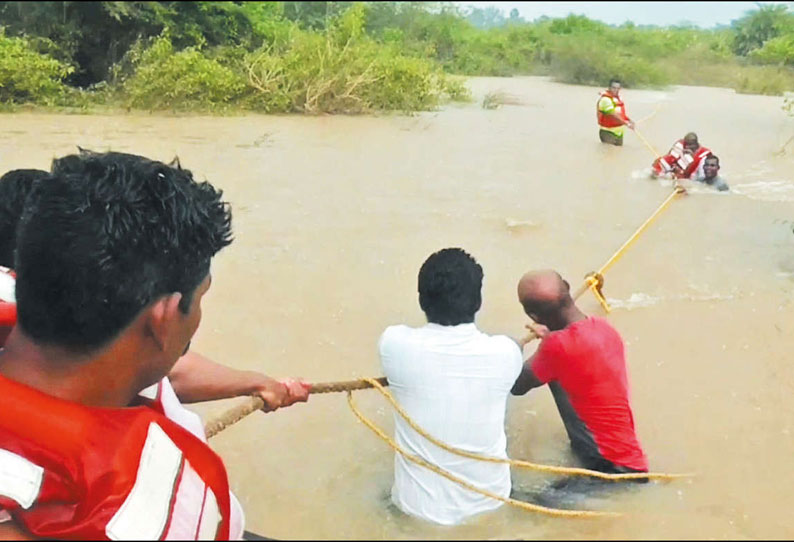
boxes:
[597,78,635,146]
[0,152,307,540]
[651,132,712,180]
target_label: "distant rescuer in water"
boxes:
[597,78,635,146]
[511,270,649,477]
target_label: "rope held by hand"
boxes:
[204,377,388,439]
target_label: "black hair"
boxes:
[609,78,621,86]
[15,151,233,351]
[418,248,482,326]
[0,169,51,269]
[706,154,719,165]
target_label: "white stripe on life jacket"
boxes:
[106,422,183,540]
[0,448,43,509]
[164,460,208,540]
[196,486,221,540]
[0,269,15,303]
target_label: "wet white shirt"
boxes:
[379,322,523,525]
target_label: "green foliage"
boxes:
[749,34,794,65]
[732,3,794,56]
[119,36,247,111]
[243,3,464,113]
[0,32,73,105]
[733,64,794,95]
[4,0,794,113]
[547,35,668,87]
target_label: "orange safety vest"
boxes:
[596,91,629,128]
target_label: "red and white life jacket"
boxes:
[0,267,16,346]
[0,372,240,539]
[596,91,629,128]
[652,140,711,179]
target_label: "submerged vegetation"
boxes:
[0,1,793,113]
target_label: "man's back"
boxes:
[531,317,648,472]
[379,323,522,525]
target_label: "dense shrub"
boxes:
[119,36,248,111]
[242,4,468,114]
[548,35,669,87]
[0,33,73,105]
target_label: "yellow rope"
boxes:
[594,185,686,279]
[586,274,611,313]
[633,127,663,160]
[360,377,692,482]
[522,185,687,344]
[346,390,621,519]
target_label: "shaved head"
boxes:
[517,270,572,327]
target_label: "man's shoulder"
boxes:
[478,331,522,353]
[379,324,414,342]
[378,324,419,353]
[597,96,615,110]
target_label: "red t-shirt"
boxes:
[531,316,648,471]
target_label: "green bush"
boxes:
[547,35,669,87]
[734,64,794,95]
[0,32,73,105]
[119,35,248,111]
[749,34,794,65]
[243,4,466,114]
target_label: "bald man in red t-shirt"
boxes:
[511,270,648,476]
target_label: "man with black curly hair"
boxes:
[379,248,523,526]
[0,151,306,540]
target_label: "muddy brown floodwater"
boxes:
[2,76,794,539]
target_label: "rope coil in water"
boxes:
[358,377,693,482]
[345,388,620,519]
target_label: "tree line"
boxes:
[0,1,792,112]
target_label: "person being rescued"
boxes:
[651,132,714,183]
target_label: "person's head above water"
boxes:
[703,155,720,180]
[517,270,582,331]
[683,132,699,152]
[418,248,482,326]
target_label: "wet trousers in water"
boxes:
[599,129,623,146]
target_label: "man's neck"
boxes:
[553,306,588,331]
[0,327,143,408]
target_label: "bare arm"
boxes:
[605,112,634,129]
[511,354,545,396]
[168,351,309,411]
[0,520,37,540]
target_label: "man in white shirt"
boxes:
[379,248,523,526]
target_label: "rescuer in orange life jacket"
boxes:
[596,78,635,146]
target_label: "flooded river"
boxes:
[1,76,793,539]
